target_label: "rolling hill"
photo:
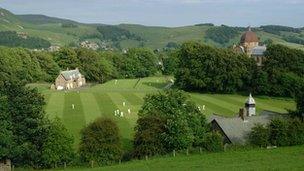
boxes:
[0,7,303,50]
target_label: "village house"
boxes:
[210,94,281,144]
[0,159,11,171]
[233,27,267,66]
[52,68,86,90]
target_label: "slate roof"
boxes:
[251,46,267,56]
[60,69,82,81]
[209,111,282,144]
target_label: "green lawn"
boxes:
[30,77,296,149]
[46,145,304,171]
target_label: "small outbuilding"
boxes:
[53,68,86,90]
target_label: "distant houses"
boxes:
[52,68,86,90]
[210,94,281,144]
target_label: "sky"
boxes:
[0,0,303,27]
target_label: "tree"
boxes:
[31,51,60,82]
[251,68,270,95]
[135,90,207,155]
[287,119,304,145]
[76,48,116,83]
[54,48,79,70]
[122,48,158,78]
[79,118,122,166]
[290,87,304,121]
[268,119,289,146]
[0,89,13,160]
[133,116,166,158]
[205,26,239,45]
[249,124,269,147]
[175,42,254,93]
[3,81,47,167]
[41,117,75,168]
[162,51,179,75]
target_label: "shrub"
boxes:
[268,119,289,146]
[133,116,166,158]
[79,118,122,166]
[249,124,269,147]
[287,119,304,145]
[203,132,223,152]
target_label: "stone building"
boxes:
[53,68,86,90]
[0,159,11,171]
[210,94,280,144]
[234,27,267,66]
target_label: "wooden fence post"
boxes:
[173,150,176,157]
[199,147,202,154]
[64,162,67,169]
[145,155,148,161]
[186,148,189,156]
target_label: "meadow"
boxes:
[56,145,304,171]
[30,77,296,150]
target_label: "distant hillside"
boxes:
[17,14,78,25]
[0,8,303,50]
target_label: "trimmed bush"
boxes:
[249,124,269,147]
[79,118,122,166]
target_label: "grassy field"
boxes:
[39,145,304,171]
[29,77,296,150]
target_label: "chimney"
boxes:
[239,108,246,121]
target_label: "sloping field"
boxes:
[31,77,295,149]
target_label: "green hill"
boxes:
[0,8,303,50]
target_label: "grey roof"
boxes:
[60,69,82,80]
[251,46,267,56]
[209,111,282,144]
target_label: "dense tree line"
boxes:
[0,46,160,84]
[205,26,240,44]
[260,44,304,97]
[175,42,255,93]
[283,35,304,45]
[260,25,301,35]
[0,82,74,168]
[174,42,304,97]
[0,31,51,49]
[96,25,143,42]
[61,23,78,28]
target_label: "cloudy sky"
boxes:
[0,0,303,27]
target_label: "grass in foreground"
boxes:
[42,145,304,171]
